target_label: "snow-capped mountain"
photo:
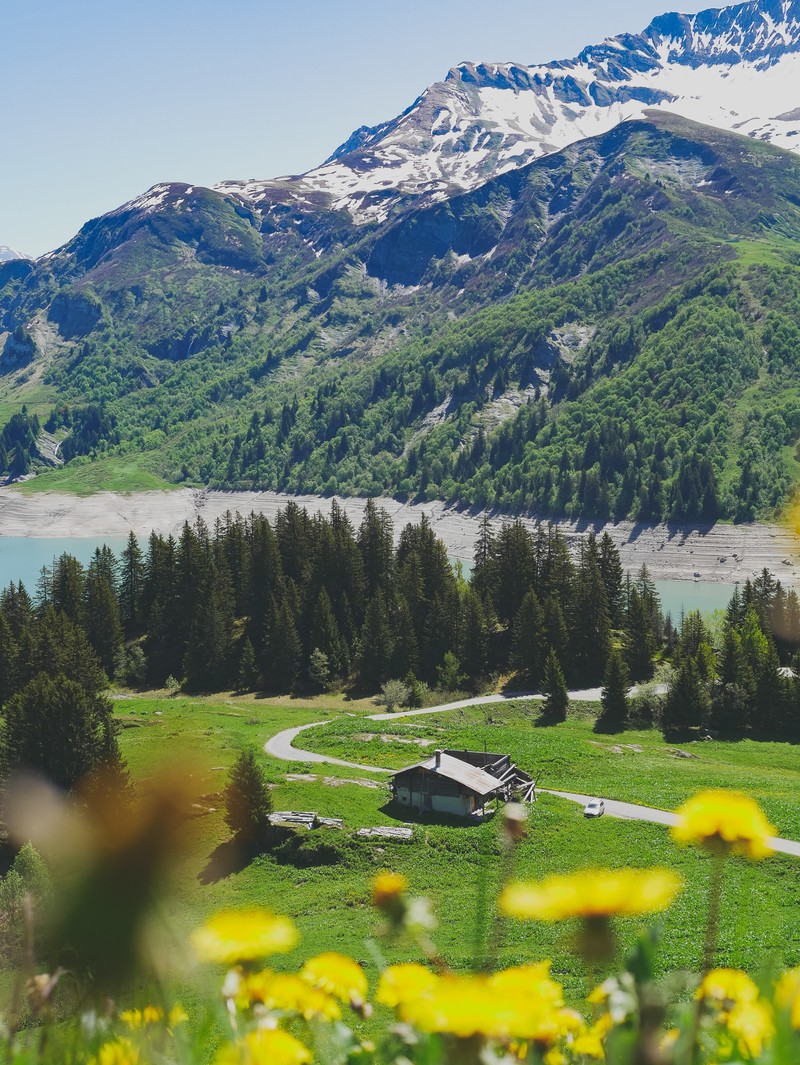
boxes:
[0,246,26,263]
[216,0,800,222]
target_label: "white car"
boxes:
[583,798,605,818]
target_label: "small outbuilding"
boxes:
[390,749,534,818]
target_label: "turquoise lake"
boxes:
[450,557,739,619]
[0,536,134,591]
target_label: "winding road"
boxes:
[263,689,800,858]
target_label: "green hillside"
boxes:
[3,113,800,518]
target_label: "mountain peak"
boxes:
[215,0,800,224]
[0,246,27,263]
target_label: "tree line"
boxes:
[4,502,800,797]
[25,503,668,700]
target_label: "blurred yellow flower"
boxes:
[119,1003,188,1032]
[671,790,775,859]
[572,1013,613,1059]
[300,952,368,1004]
[241,970,341,1020]
[396,972,578,1043]
[192,909,297,965]
[375,963,438,1008]
[698,968,760,1012]
[215,1029,311,1065]
[726,999,775,1058]
[372,870,408,908]
[488,963,563,1008]
[775,967,800,1027]
[92,1040,140,1065]
[500,868,682,921]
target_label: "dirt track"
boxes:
[0,486,797,584]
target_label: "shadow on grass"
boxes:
[378,798,496,827]
[198,838,259,884]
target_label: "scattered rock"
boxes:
[323,776,385,790]
[665,748,699,759]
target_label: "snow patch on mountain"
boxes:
[215,0,800,223]
[0,246,27,263]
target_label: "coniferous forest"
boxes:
[3,501,800,791]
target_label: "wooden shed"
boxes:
[390,749,533,818]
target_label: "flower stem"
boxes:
[703,853,725,975]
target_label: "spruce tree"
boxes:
[663,658,708,735]
[263,596,301,692]
[237,638,259,692]
[223,749,273,846]
[119,532,144,636]
[542,650,569,722]
[3,673,123,790]
[597,648,629,732]
[510,590,546,686]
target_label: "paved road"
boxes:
[264,720,394,774]
[544,789,800,858]
[263,693,800,858]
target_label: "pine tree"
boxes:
[3,673,122,790]
[84,567,124,677]
[510,590,546,686]
[223,749,273,846]
[598,533,624,625]
[119,532,144,636]
[597,648,629,732]
[663,658,708,735]
[460,587,489,685]
[358,593,393,690]
[237,638,259,692]
[542,650,569,722]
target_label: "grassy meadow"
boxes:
[113,689,800,1018]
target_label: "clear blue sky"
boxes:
[2,0,710,257]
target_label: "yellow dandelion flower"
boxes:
[192,909,297,965]
[698,969,760,1011]
[119,1009,145,1029]
[300,952,368,1004]
[372,870,408,909]
[671,790,775,860]
[215,1029,311,1065]
[726,999,775,1058]
[119,1002,187,1032]
[375,963,438,1008]
[572,1014,613,1059]
[91,1040,140,1065]
[241,970,341,1020]
[500,868,682,921]
[397,972,579,1044]
[775,968,800,1028]
[488,963,563,1009]
[167,1004,188,1028]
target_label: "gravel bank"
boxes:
[0,487,796,585]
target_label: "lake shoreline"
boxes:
[0,486,797,586]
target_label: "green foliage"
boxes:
[3,117,800,519]
[223,748,273,845]
[542,650,569,722]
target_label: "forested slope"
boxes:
[3,114,800,519]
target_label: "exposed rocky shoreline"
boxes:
[0,487,797,586]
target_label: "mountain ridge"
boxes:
[214,0,800,225]
[3,113,800,522]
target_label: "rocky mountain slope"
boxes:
[2,112,800,521]
[217,0,800,223]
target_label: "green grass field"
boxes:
[112,689,800,1019]
[16,455,176,495]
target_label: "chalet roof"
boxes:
[396,752,504,797]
